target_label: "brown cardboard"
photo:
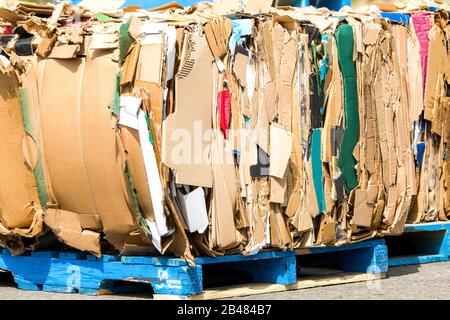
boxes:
[3,4,446,257]
[210,133,241,250]
[162,29,214,188]
[276,27,297,132]
[136,39,164,84]
[204,17,232,60]
[352,189,373,228]
[31,51,152,254]
[234,49,249,88]
[36,35,57,58]
[127,16,144,40]
[45,209,101,256]
[48,44,80,59]
[407,28,423,123]
[386,23,416,235]
[89,23,120,50]
[270,124,293,179]
[424,21,446,121]
[316,214,336,245]
[270,175,288,205]
[0,69,44,247]
[0,7,25,22]
[269,205,292,248]
[121,42,140,87]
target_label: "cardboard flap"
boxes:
[48,44,80,59]
[162,29,214,188]
[0,7,26,22]
[211,133,240,250]
[136,38,164,84]
[270,175,288,205]
[121,42,140,87]
[127,16,144,40]
[90,23,120,50]
[286,188,301,218]
[269,124,293,179]
[204,17,232,60]
[78,214,103,231]
[317,214,336,245]
[0,207,44,239]
[45,208,101,256]
[352,189,373,228]
[36,35,57,58]
[166,196,195,265]
[233,48,249,87]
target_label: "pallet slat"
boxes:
[156,273,386,300]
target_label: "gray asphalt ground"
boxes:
[0,261,448,300]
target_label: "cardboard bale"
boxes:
[0,1,449,259]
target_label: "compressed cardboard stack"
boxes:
[0,0,448,262]
[377,1,450,225]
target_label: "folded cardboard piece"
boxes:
[0,56,44,254]
[0,0,449,259]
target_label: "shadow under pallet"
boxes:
[0,239,388,299]
[387,222,450,267]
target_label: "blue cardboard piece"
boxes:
[381,12,411,26]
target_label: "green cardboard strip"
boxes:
[312,128,326,214]
[124,163,152,236]
[96,13,112,21]
[111,71,121,116]
[19,88,50,207]
[145,113,155,145]
[119,20,134,65]
[335,23,360,193]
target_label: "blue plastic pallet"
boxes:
[387,222,450,267]
[297,239,388,274]
[0,239,387,298]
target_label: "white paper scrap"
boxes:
[120,96,142,115]
[177,187,209,234]
[138,111,173,237]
